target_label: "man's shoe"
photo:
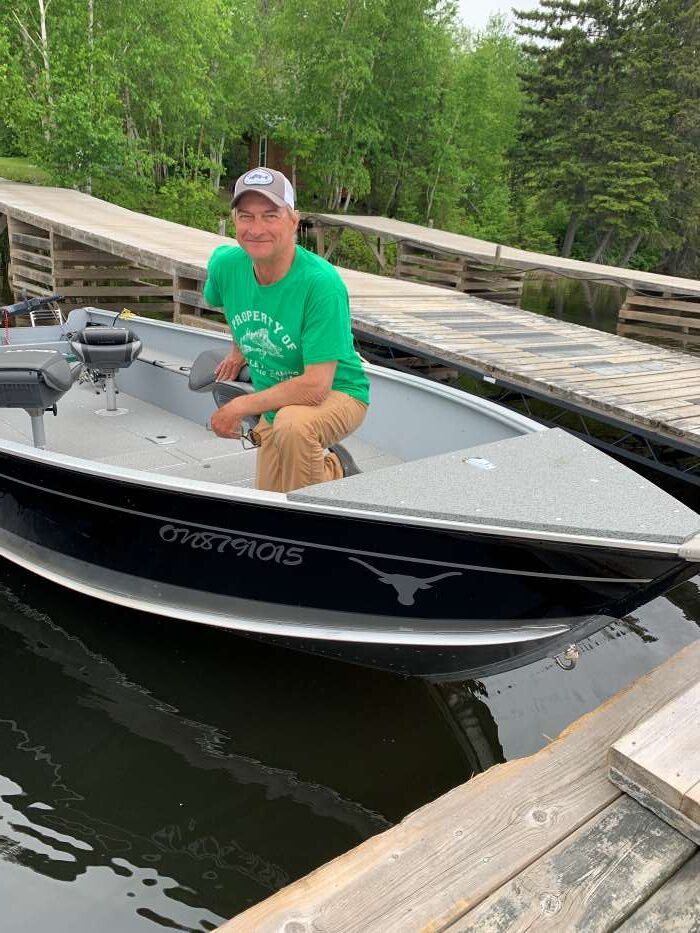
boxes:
[329,442,361,478]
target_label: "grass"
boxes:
[0,156,51,185]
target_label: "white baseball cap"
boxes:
[232,167,295,210]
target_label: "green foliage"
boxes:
[303,229,398,276]
[0,156,50,184]
[513,0,698,268]
[0,0,699,275]
[150,178,226,232]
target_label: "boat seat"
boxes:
[189,348,362,465]
[0,349,82,448]
[69,326,142,413]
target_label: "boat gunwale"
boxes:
[0,434,692,558]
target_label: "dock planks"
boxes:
[610,681,700,844]
[215,642,700,933]
[3,182,700,451]
[349,295,700,449]
[448,796,695,932]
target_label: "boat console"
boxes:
[0,349,82,448]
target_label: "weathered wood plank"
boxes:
[619,309,700,328]
[216,643,700,933]
[10,248,53,269]
[616,851,700,932]
[174,310,228,332]
[9,277,54,297]
[53,267,157,281]
[552,367,696,388]
[611,384,700,404]
[398,253,464,273]
[10,263,54,287]
[174,288,218,310]
[58,285,173,297]
[445,796,696,932]
[75,302,175,314]
[53,250,139,263]
[623,294,700,315]
[618,322,700,345]
[9,231,50,251]
[610,769,700,846]
[398,267,463,286]
[609,681,700,843]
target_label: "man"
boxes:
[204,167,370,493]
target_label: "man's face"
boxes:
[234,192,298,264]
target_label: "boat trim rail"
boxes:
[0,536,575,647]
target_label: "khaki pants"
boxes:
[254,391,368,493]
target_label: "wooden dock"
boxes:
[215,640,700,932]
[303,212,700,298]
[2,181,700,486]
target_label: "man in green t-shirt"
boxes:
[204,166,370,493]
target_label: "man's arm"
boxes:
[210,361,337,438]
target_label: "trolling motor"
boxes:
[189,348,259,440]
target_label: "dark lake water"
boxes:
[0,270,697,930]
[1,563,698,931]
[520,273,626,333]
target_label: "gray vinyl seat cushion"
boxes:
[0,349,81,409]
[290,428,700,544]
[189,348,252,393]
[70,326,142,370]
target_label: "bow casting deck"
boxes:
[2,181,700,488]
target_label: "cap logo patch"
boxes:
[243,169,274,186]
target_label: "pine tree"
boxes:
[515,0,673,262]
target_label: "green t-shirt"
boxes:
[203,245,370,423]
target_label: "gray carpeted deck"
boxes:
[291,428,700,543]
[0,381,400,487]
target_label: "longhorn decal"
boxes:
[349,558,461,606]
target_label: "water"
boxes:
[0,560,698,931]
[520,274,626,334]
[0,272,697,930]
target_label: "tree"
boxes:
[514,0,674,261]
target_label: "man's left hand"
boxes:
[211,399,246,438]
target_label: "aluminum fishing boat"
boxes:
[0,300,698,678]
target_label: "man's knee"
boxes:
[272,406,317,447]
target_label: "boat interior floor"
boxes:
[0,380,402,487]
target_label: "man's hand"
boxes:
[215,349,246,383]
[210,398,246,438]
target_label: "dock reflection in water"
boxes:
[0,565,697,932]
